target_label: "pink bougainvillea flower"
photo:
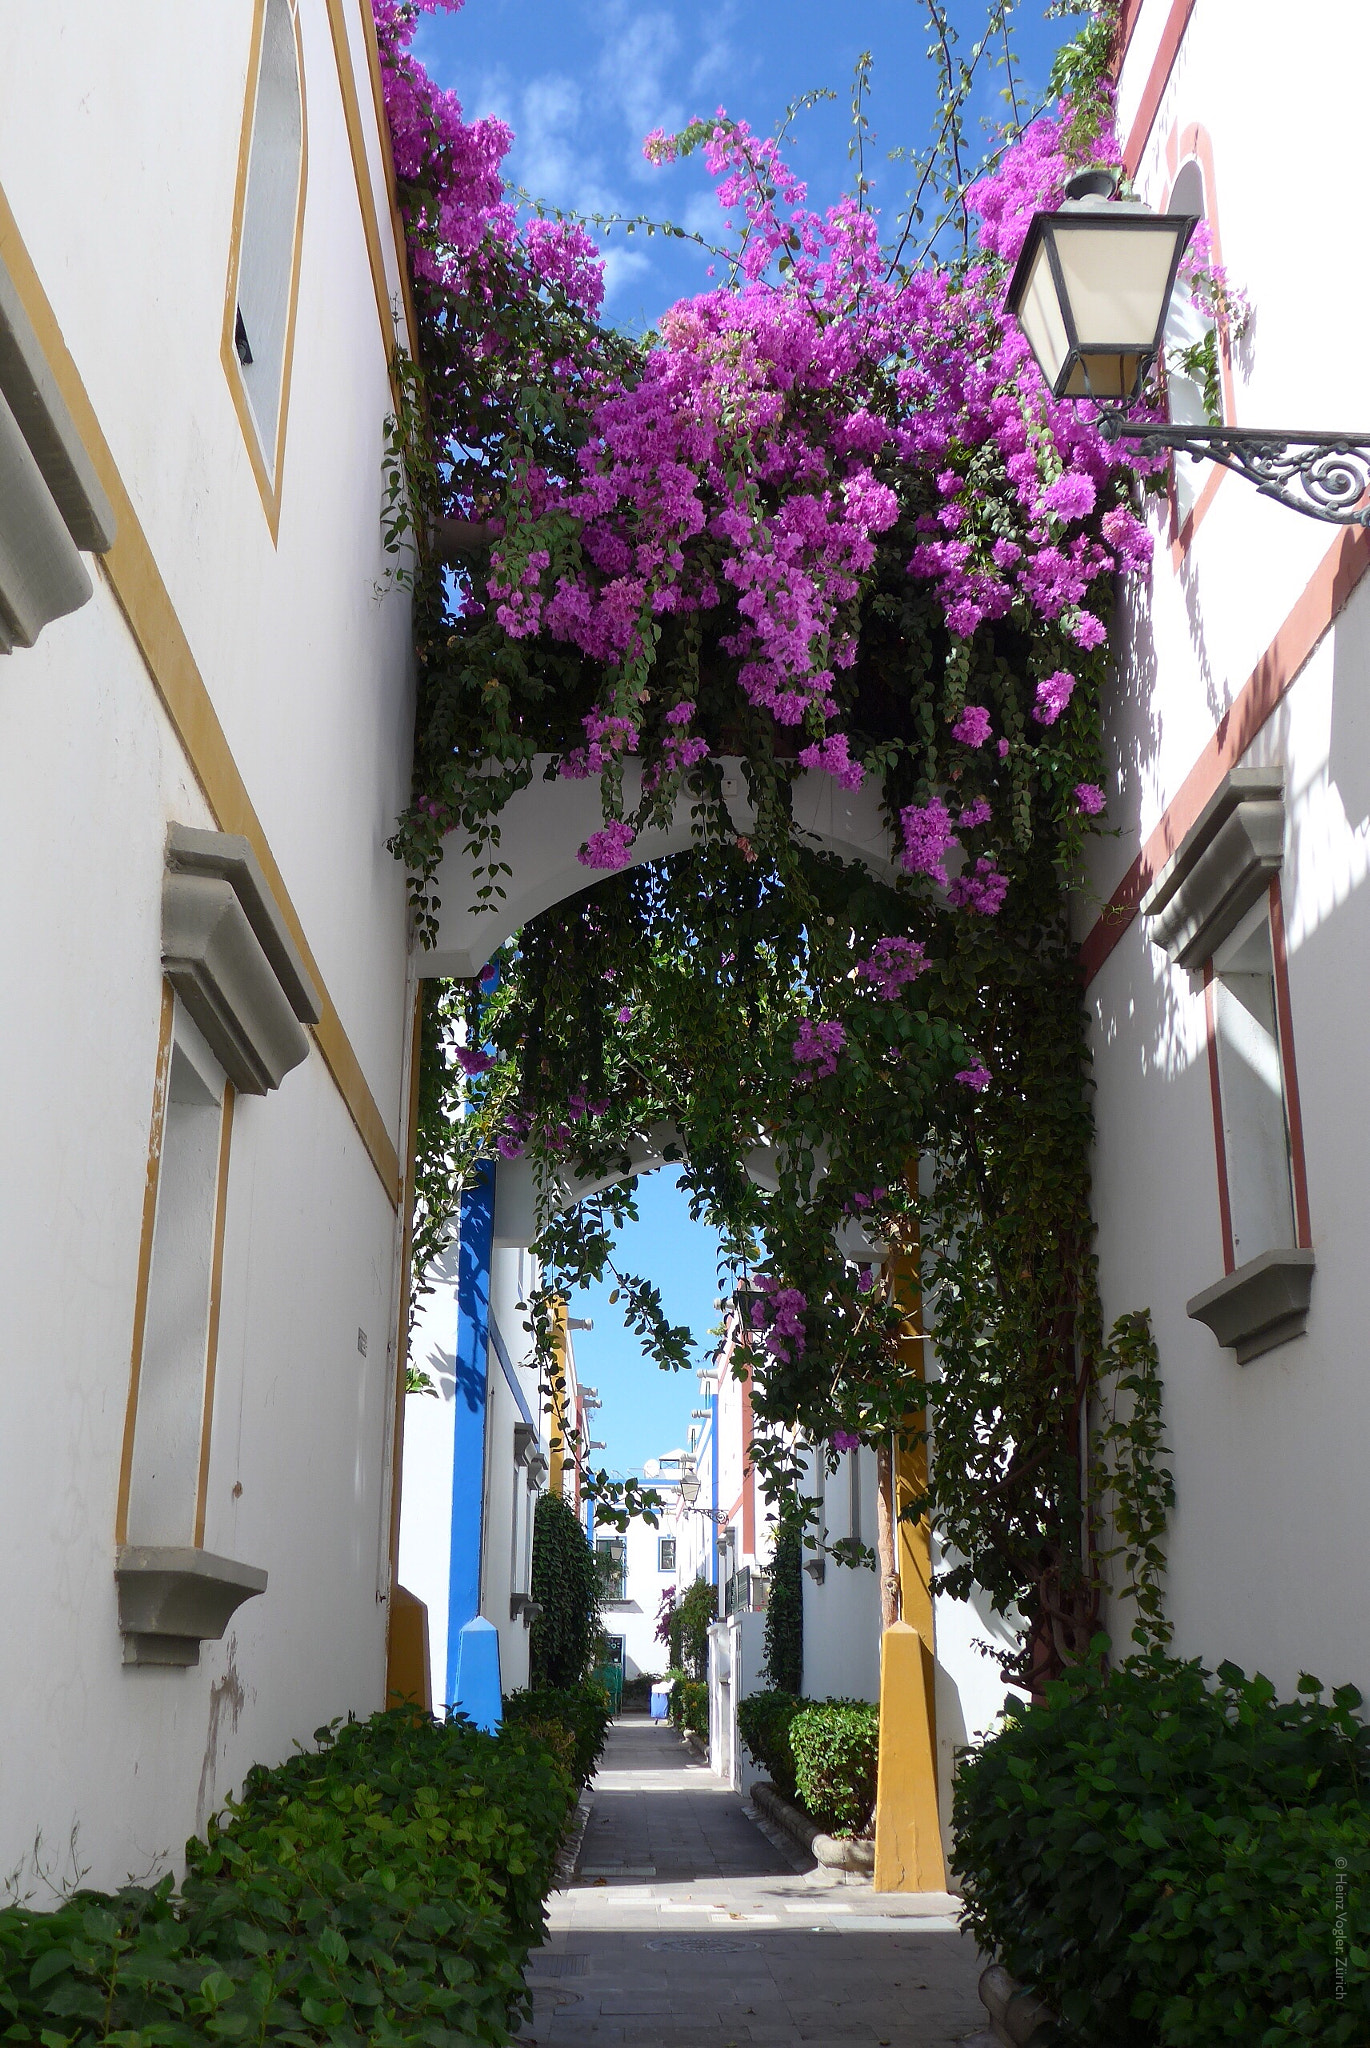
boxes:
[1032,668,1076,726]
[829,1429,861,1451]
[457,1046,497,1076]
[957,797,992,829]
[900,797,957,884]
[947,857,1010,915]
[578,819,636,869]
[856,935,928,999]
[955,1060,992,1091]
[617,1005,633,1023]
[798,730,865,789]
[1075,782,1106,816]
[951,704,993,748]
[792,1017,846,1079]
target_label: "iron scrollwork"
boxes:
[1097,417,1370,527]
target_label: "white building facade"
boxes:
[1086,0,1370,1697]
[0,0,418,1893]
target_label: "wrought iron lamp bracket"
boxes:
[1096,412,1370,527]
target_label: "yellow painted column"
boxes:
[548,1299,570,1498]
[386,1584,432,1713]
[873,1228,947,1892]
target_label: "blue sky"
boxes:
[417,0,1077,330]
[424,1,1078,1476]
[561,1171,728,1482]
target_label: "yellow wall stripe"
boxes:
[0,181,403,1205]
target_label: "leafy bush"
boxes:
[790,1699,880,1836]
[620,1670,661,1713]
[674,1577,718,1679]
[737,1689,808,1803]
[529,1490,603,1688]
[763,1515,804,1694]
[668,1675,708,1741]
[503,1682,612,1787]
[0,1707,576,2046]
[953,1649,1370,2047]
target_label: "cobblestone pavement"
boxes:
[519,1718,994,2048]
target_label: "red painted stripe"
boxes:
[1080,524,1370,986]
[1268,880,1314,1248]
[1203,967,1237,1275]
[1122,0,1197,173]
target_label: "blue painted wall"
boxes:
[445,1158,501,1725]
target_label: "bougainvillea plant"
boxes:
[377,0,1191,1685]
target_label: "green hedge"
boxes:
[503,1682,612,1787]
[737,1689,808,1804]
[529,1491,602,1688]
[790,1700,880,1836]
[667,1672,708,1741]
[953,1649,1370,2047]
[763,1517,804,1695]
[0,1707,576,2046]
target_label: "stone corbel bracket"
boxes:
[116,1545,268,1667]
[0,255,116,652]
[1140,766,1285,968]
[1187,1247,1315,1364]
[162,824,322,1093]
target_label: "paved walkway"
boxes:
[520,1718,994,2047]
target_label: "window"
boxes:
[602,1635,625,1669]
[224,0,305,518]
[1211,899,1296,1267]
[595,1536,627,1603]
[658,1536,677,1573]
[1142,768,1314,1362]
[124,1005,232,1551]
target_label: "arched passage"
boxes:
[424,758,897,979]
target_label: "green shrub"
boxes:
[503,1682,612,1787]
[763,1515,804,1694]
[668,1675,708,1741]
[0,1707,576,2046]
[675,1577,718,1679]
[790,1699,880,1836]
[737,1689,808,1803]
[953,1648,1370,2047]
[529,1490,603,1688]
[620,1670,660,1713]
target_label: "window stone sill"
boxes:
[1186,1248,1315,1364]
[116,1546,268,1667]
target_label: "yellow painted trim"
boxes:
[221,0,310,542]
[193,1085,237,1549]
[323,0,415,365]
[0,181,402,1202]
[548,1300,570,1498]
[873,1623,948,1893]
[387,987,425,1586]
[354,0,420,355]
[115,983,177,1546]
[872,1230,946,1892]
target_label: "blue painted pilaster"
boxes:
[710,1390,720,1587]
[446,1158,502,1728]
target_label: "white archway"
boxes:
[425,757,898,979]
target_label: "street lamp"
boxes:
[675,1463,729,1525]
[1006,169,1370,526]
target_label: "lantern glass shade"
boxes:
[677,1469,700,1507]
[1006,201,1198,402]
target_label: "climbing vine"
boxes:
[377,0,1187,1684]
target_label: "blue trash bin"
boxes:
[649,1683,671,1721]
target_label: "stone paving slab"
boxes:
[519,1718,989,2047]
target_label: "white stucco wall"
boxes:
[1085,0,1370,1696]
[0,2,414,1891]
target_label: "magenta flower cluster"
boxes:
[856,936,928,1000]
[748,1274,808,1363]
[792,1017,846,1079]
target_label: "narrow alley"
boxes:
[520,1720,993,2047]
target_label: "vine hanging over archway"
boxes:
[377,0,1187,1683]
